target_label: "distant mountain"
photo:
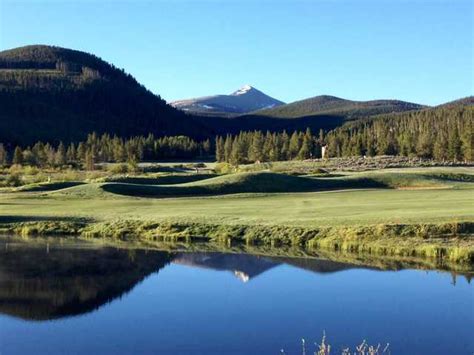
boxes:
[193,95,426,136]
[171,85,285,116]
[435,96,474,109]
[0,45,210,145]
[250,95,425,119]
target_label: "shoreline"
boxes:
[1,218,473,265]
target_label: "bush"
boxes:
[62,169,83,181]
[23,165,39,176]
[8,164,23,174]
[214,162,234,174]
[5,173,22,187]
[108,163,129,174]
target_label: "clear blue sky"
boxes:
[1,0,472,105]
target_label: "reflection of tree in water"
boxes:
[0,242,174,321]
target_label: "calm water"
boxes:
[0,238,473,355]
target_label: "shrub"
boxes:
[5,172,22,187]
[214,162,234,174]
[23,166,39,175]
[108,163,129,174]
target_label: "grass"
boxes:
[47,169,472,198]
[0,167,473,264]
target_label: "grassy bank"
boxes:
[1,219,473,264]
[0,167,473,264]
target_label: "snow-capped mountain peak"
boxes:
[232,84,254,96]
[170,85,285,116]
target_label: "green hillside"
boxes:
[0,45,210,145]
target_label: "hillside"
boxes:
[324,103,473,160]
[193,94,428,136]
[435,96,474,109]
[171,85,284,116]
[0,45,210,145]
[249,95,425,119]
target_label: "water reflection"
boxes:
[173,252,372,282]
[174,252,279,282]
[0,240,173,321]
[0,237,471,321]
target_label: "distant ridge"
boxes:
[435,96,474,108]
[250,94,426,119]
[171,85,285,116]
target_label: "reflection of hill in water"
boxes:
[173,252,363,282]
[173,252,279,282]
[269,256,372,274]
[0,242,173,321]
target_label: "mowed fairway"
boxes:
[1,184,472,227]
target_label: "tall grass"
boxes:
[281,333,390,355]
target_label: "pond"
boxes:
[0,237,472,354]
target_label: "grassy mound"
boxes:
[98,172,354,197]
[48,170,470,198]
[102,171,469,198]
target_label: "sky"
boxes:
[0,0,472,105]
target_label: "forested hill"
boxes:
[248,95,425,119]
[435,96,474,109]
[324,102,473,161]
[0,45,210,146]
[193,95,427,136]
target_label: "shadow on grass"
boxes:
[16,182,85,192]
[100,173,388,198]
[105,174,217,186]
[0,215,93,224]
[420,173,474,183]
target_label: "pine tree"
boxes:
[448,126,462,161]
[55,142,67,166]
[224,135,233,163]
[202,139,211,156]
[249,131,264,162]
[366,133,375,157]
[215,137,225,162]
[460,119,472,162]
[230,137,243,165]
[433,131,448,161]
[288,131,301,159]
[0,144,7,166]
[262,131,273,161]
[66,143,77,164]
[415,130,432,158]
[280,131,289,160]
[84,149,95,170]
[298,128,313,160]
[13,146,23,165]
[77,142,87,162]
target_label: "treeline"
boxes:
[0,133,211,169]
[215,129,324,164]
[325,106,472,161]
